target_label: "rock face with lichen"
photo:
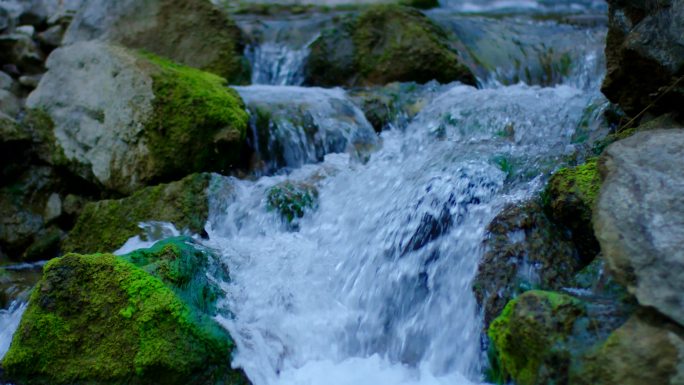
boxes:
[63,0,250,83]
[304,5,476,87]
[602,0,684,119]
[27,41,249,195]
[595,129,684,327]
[1,240,249,385]
[62,173,215,254]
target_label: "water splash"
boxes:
[0,301,27,360]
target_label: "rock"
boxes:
[43,192,61,222]
[594,129,684,327]
[0,71,15,90]
[0,89,21,118]
[36,23,64,48]
[487,290,586,385]
[14,25,34,37]
[572,312,684,385]
[28,41,249,194]
[543,158,601,263]
[474,200,581,327]
[18,73,41,89]
[267,181,318,224]
[0,32,44,73]
[304,5,476,87]
[602,0,684,118]
[64,0,250,83]
[62,173,214,254]
[1,251,249,385]
[0,166,64,261]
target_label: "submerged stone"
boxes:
[304,5,475,87]
[27,41,249,194]
[267,181,318,224]
[62,173,212,254]
[1,252,248,385]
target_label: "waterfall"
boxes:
[204,82,606,384]
[0,301,27,361]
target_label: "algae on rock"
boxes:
[62,173,212,254]
[1,252,248,385]
[305,5,476,87]
[267,181,319,223]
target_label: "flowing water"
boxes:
[0,2,611,385]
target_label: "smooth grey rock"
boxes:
[0,71,15,90]
[36,23,64,48]
[44,192,62,222]
[27,41,155,194]
[595,129,684,326]
[18,74,42,89]
[0,89,21,117]
[15,25,34,37]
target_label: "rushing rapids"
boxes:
[0,1,611,384]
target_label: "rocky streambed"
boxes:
[0,0,683,384]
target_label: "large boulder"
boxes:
[602,0,684,118]
[62,173,217,254]
[594,129,684,327]
[1,247,249,385]
[304,5,476,87]
[63,0,250,83]
[28,41,249,194]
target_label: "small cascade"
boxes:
[245,42,312,86]
[235,85,377,174]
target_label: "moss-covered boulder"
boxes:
[487,291,586,385]
[1,251,248,385]
[543,159,600,263]
[27,41,249,194]
[474,200,581,327]
[304,5,476,87]
[62,173,213,254]
[267,181,319,224]
[64,0,250,83]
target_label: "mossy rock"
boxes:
[26,42,249,194]
[474,200,581,327]
[140,53,250,187]
[62,173,212,254]
[65,0,250,84]
[1,252,248,385]
[571,312,684,385]
[305,5,475,87]
[487,290,586,385]
[543,159,600,263]
[120,237,228,317]
[267,181,318,223]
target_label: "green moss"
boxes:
[488,290,586,385]
[62,173,211,254]
[121,237,227,317]
[1,253,247,385]
[140,53,249,184]
[267,181,318,223]
[542,158,600,262]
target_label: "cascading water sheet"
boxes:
[204,83,607,385]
